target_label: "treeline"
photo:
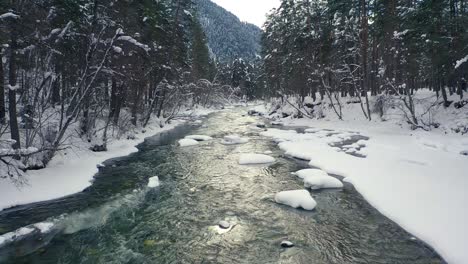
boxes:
[0,0,237,178]
[261,0,468,124]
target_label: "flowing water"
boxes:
[0,108,442,263]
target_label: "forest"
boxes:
[260,0,468,129]
[0,0,243,179]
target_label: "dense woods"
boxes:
[194,0,262,62]
[0,0,242,179]
[1,0,467,180]
[261,0,468,127]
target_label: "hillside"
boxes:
[194,0,262,62]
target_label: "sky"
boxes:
[211,0,281,28]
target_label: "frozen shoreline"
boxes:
[0,120,183,212]
[0,108,218,212]
[260,116,468,263]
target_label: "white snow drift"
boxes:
[238,153,275,165]
[275,190,317,210]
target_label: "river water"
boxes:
[0,108,442,263]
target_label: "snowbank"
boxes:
[274,190,317,210]
[0,120,182,212]
[221,135,249,145]
[178,138,199,147]
[262,122,468,263]
[238,153,275,165]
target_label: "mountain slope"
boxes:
[194,0,262,62]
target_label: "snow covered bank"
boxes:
[261,121,468,263]
[0,120,182,211]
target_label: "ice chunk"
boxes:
[275,190,317,210]
[178,138,199,147]
[147,176,160,188]
[239,154,275,165]
[185,135,213,141]
[221,135,249,145]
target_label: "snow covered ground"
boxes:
[0,108,217,212]
[252,98,468,263]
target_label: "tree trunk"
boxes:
[8,26,21,150]
[0,52,5,124]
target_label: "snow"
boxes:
[0,12,19,20]
[33,222,54,233]
[455,54,468,69]
[178,138,199,147]
[113,46,123,53]
[274,190,317,210]
[0,120,182,211]
[261,118,468,263]
[0,227,34,246]
[238,153,275,165]
[147,176,160,188]
[117,35,150,52]
[292,169,343,190]
[221,135,249,145]
[185,135,213,141]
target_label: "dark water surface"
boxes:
[0,109,442,263]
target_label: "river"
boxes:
[0,108,442,263]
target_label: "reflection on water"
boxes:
[0,109,442,263]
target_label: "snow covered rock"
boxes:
[303,175,343,190]
[178,138,199,147]
[239,154,275,165]
[274,190,317,210]
[460,150,468,156]
[293,169,343,190]
[292,169,329,179]
[218,220,230,229]
[147,176,160,188]
[185,135,213,141]
[221,135,249,145]
[281,240,294,248]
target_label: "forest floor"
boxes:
[0,107,218,212]
[251,94,468,263]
